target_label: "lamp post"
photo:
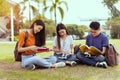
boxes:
[29,0,31,27]
[10,6,14,42]
[7,0,17,42]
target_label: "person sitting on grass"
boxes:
[76,21,109,68]
[18,20,66,70]
[52,23,77,66]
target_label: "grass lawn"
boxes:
[0,39,120,80]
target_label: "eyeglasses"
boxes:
[90,31,97,33]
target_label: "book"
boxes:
[79,45,102,55]
[37,47,49,52]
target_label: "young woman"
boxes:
[53,23,77,66]
[18,20,65,70]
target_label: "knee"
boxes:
[76,50,83,58]
[51,56,57,63]
[76,51,82,59]
[96,55,105,62]
[21,61,27,67]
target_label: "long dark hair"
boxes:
[30,20,45,46]
[56,23,69,49]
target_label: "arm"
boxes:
[52,36,66,53]
[53,46,66,53]
[69,35,74,55]
[101,35,109,54]
[53,46,60,52]
[52,36,62,52]
[70,44,74,55]
[17,32,38,53]
[101,47,107,54]
[18,46,38,53]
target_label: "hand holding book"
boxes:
[36,47,50,52]
[79,45,102,55]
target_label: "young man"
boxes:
[76,21,109,68]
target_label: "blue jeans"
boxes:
[54,53,77,62]
[22,54,57,68]
[76,50,105,66]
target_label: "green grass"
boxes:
[0,39,120,80]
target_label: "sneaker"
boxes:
[54,62,66,68]
[70,61,77,66]
[25,64,36,70]
[96,62,108,68]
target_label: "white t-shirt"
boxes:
[54,35,73,54]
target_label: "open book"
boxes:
[37,47,49,52]
[79,45,102,55]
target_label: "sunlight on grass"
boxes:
[0,39,120,80]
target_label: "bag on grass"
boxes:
[74,44,81,54]
[14,31,28,61]
[105,44,119,66]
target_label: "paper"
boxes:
[79,45,102,55]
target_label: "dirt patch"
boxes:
[0,62,23,70]
[0,55,120,70]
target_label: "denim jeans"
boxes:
[22,54,57,68]
[76,50,105,66]
[54,53,77,62]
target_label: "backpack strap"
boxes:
[109,44,118,55]
[23,31,28,47]
[24,31,28,43]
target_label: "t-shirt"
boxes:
[54,35,73,54]
[18,31,36,55]
[86,33,108,51]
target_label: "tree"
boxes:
[19,0,38,25]
[0,0,11,16]
[102,0,120,17]
[66,24,87,39]
[44,0,68,26]
[12,4,24,35]
[33,15,55,37]
[105,17,120,38]
[23,15,55,37]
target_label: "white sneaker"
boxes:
[70,61,77,66]
[96,61,108,68]
[54,62,66,68]
[100,62,108,68]
[25,64,36,70]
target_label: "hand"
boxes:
[60,49,66,53]
[28,46,38,52]
[87,50,97,55]
[49,48,54,51]
[35,47,53,53]
[70,52,74,55]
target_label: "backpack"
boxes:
[105,44,119,66]
[14,31,28,62]
[74,44,81,54]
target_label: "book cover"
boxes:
[79,45,102,55]
[37,47,49,52]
